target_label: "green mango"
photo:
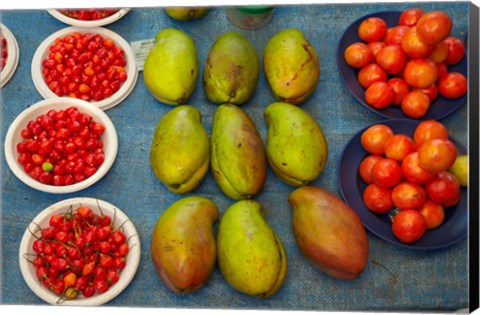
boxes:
[263,28,320,105]
[288,186,369,280]
[203,32,259,105]
[211,104,266,200]
[264,102,327,186]
[144,28,199,105]
[164,7,209,21]
[217,200,287,298]
[151,196,219,293]
[150,105,209,193]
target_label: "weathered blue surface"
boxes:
[0,2,469,311]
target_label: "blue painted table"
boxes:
[0,2,470,312]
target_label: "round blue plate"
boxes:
[337,11,468,121]
[339,119,467,250]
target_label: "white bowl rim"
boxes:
[31,26,138,111]
[0,22,20,88]
[4,97,118,194]
[47,8,130,28]
[18,197,141,306]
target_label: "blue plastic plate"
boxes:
[337,11,468,121]
[339,119,467,250]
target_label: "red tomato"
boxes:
[398,8,425,27]
[375,44,407,74]
[401,26,435,59]
[392,209,427,243]
[436,63,449,80]
[384,134,416,162]
[365,81,395,109]
[387,78,410,106]
[403,58,438,89]
[419,200,445,229]
[428,41,449,64]
[417,138,457,173]
[371,158,403,188]
[401,91,430,119]
[385,26,410,45]
[438,72,467,99]
[401,152,436,184]
[357,63,388,89]
[416,11,453,45]
[367,41,387,56]
[442,192,461,208]
[413,119,449,145]
[425,171,460,205]
[359,155,384,184]
[363,183,394,214]
[358,17,388,43]
[360,124,394,155]
[392,182,427,210]
[413,84,438,102]
[344,42,374,68]
[443,36,465,65]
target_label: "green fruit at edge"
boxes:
[449,154,468,187]
[144,28,199,105]
[151,196,219,293]
[164,7,209,21]
[217,200,287,298]
[211,104,266,200]
[150,105,209,193]
[264,102,328,186]
[288,186,369,280]
[263,28,320,105]
[203,32,259,105]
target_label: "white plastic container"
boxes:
[31,27,138,111]
[18,197,141,305]
[47,8,130,28]
[0,23,20,88]
[4,98,118,194]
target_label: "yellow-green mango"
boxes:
[264,102,327,186]
[211,104,266,200]
[203,32,259,105]
[144,28,199,105]
[150,105,209,193]
[263,28,320,105]
[288,186,369,280]
[217,200,287,298]
[151,196,219,293]
[164,7,209,21]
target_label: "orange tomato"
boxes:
[360,124,394,155]
[416,11,453,45]
[403,58,438,89]
[401,91,430,119]
[358,17,388,43]
[344,42,374,68]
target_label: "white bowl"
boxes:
[47,8,130,28]
[4,97,118,194]
[18,197,141,306]
[0,23,20,88]
[31,27,138,111]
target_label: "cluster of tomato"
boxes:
[41,32,128,102]
[58,9,119,21]
[16,106,106,186]
[359,120,460,243]
[0,33,7,72]
[344,8,467,119]
[29,205,129,301]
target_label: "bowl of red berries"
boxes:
[31,27,138,111]
[18,197,141,305]
[0,23,20,88]
[4,97,118,194]
[47,8,130,28]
